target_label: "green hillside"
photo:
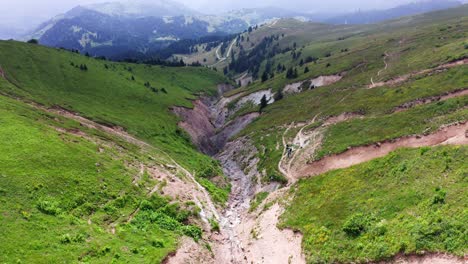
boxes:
[0,4,467,264]
[0,79,202,263]
[0,40,230,203]
[281,145,467,263]
[226,6,468,183]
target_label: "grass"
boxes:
[281,145,468,263]
[0,40,230,203]
[228,6,468,184]
[316,96,468,159]
[249,192,269,212]
[0,90,202,263]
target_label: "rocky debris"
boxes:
[235,89,275,111]
[283,75,343,94]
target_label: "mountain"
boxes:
[324,0,462,24]
[86,0,198,17]
[27,2,251,60]
[0,3,467,264]
[30,7,236,60]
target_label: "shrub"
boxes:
[36,199,61,216]
[209,218,220,232]
[432,188,446,205]
[342,213,375,237]
[151,239,165,248]
[27,39,39,44]
[180,225,202,241]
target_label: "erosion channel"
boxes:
[170,85,304,263]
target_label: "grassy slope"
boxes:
[0,40,230,203]
[281,145,467,263]
[231,6,468,182]
[0,83,202,263]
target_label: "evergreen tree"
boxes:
[274,89,283,101]
[304,66,310,73]
[259,95,268,112]
[261,71,269,82]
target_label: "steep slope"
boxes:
[0,81,210,263]
[0,40,230,203]
[163,6,468,263]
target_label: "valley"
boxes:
[0,2,467,264]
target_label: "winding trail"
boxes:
[212,38,237,67]
[368,58,468,89]
[370,51,389,88]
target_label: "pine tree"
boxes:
[261,71,269,82]
[259,95,268,112]
[274,89,283,101]
[304,66,310,73]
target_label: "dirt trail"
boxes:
[294,122,468,178]
[369,58,468,89]
[212,38,237,66]
[278,124,293,180]
[370,51,390,87]
[393,88,468,113]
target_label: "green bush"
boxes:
[209,218,220,232]
[36,199,61,216]
[151,239,165,248]
[180,225,202,241]
[432,188,446,205]
[342,213,375,237]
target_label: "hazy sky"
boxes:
[0,0,463,30]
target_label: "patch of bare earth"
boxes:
[379,253,467,264]
[294,122,468,178]
[237,202,305,264]
[393,88,468,113]
[164,237,214,264]
[283,75,343,94]
[280,113,363,181]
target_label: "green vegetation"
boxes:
[317,96,468,159]
[228,6,468,184]
[281,145,468,263]
[0,40,230,202]
[249,192,269,212]
[0,89,200,263]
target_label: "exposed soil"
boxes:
[172,99,218,154]
[393,88,468,113]
[165,237,215,264]
[379,253,468,264]
[236,73,253,87]
[212,137,301,264]
[294,122,468,178]
[368,58,468,89]
[172,97,260,155]
[213,137,261,263]
[280,113,363,181]
[235,203,305,264]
